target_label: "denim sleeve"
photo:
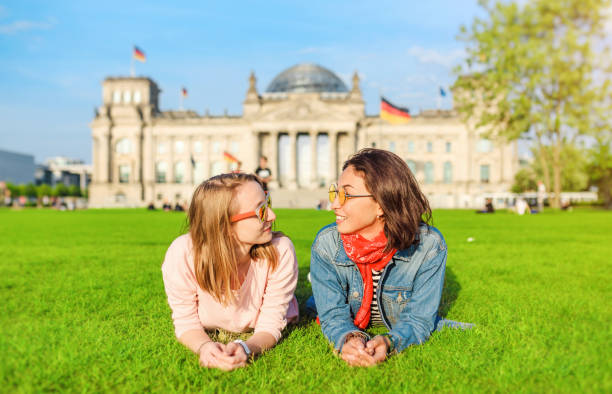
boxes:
[387,244,447,353]
[310,246,365,352]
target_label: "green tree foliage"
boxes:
[24,183,37,198]
[54,184,69,197]
[586,134,612,208]
[512,168,537,193]
[454,0,611,208]
[67,185,82,197]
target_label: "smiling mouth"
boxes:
[335,215,346,222]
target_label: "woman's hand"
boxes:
[365,336,389,364]
[340,335,377,367]
[198,341,247,371]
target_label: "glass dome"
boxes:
[266,63,348,93]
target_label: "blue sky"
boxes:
[0,0,485,163]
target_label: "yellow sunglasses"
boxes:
[328,184,373,206]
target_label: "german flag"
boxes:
[223,151,239,163]
[181,87,188,98]
[380,97,411,124]
[133,46,146,63]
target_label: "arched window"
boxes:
[156,162,167,183]
[193,161,205,184]
[407,141,415,153]
[193,141,203,154]
[443,161,452,184]
[427,141,433,153]
[133,91,141,104]
[157,143,167,155]
[174,162,185,183]
[174,140,184,154]
[406,159,416,175]
[115,138,132,154]
[113,91,121,104]
[211,161,224,176]
[123,90,131,104]
[119,164,130,183]
[477,138,493,153]
[424,162,434,184]
[480,164,490,183]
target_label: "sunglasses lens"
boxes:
[328,184,337,203]
[338,188,346,205]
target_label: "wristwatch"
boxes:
[233,339,252,357]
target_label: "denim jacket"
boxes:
[310,222,446,353]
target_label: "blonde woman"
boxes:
[162,173,299,371]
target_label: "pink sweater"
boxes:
[161,234,299,341]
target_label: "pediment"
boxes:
[250,99,360,122]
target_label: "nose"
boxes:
[330,193,341,209]
[267,207,277,222]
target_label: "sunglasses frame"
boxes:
[230,192,271,223]
[328,183,373,206]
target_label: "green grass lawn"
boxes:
[1,208,611,392]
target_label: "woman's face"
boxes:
[232,181,276,246]
[332,165,384,239]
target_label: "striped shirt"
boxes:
[370,269,384,327]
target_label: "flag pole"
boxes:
[378,89,383,148]
[130,56,134,77]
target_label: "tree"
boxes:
[586,133,612,208]
[68,185,82,197]
[454,0,611,208]
[36,184,52,207]
[54,184,69,197]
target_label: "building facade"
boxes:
[90,63,518,208]
[35,156,92,190]
[0,148,35,184]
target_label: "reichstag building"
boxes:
[90,63,517,208]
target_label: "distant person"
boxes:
[308,149,472,367]
[232,161,243,174]
[255,156,272,191]
[537,181,546,212]
[561,197,572,211]
[147,202,156,210]
[162,199,172,211]
[161,173,298,371]
[476,198,495,214]
[174,202,184,212]
[515,197,530,215]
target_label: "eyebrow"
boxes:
[340,184,355,190]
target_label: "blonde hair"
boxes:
[188,173,280,306]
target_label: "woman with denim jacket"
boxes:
[310,148,469,367]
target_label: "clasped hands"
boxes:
[340,334,389,367]
[198,341,249,371]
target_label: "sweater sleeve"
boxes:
[161,235,203,339]
[253,236,299,341]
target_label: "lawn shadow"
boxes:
[438,265,460,318]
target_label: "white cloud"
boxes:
[406,45,465,68]
[0,19,56,35]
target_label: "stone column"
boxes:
[142,127,153,202]
[269,131,279,189]
[287,131,297,189]
[186,135,194,185]
[204,135,211,179]
[99,131,111,183]
[328,131,338,184]
[169,136,175,183]
[310,131,318,188]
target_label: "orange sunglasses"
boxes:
[230,192,272,223]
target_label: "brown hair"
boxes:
[342,148,432,250]
[188,173,280,306]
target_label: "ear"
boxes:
[375,202,384,218]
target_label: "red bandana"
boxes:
[341,230,397,329]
